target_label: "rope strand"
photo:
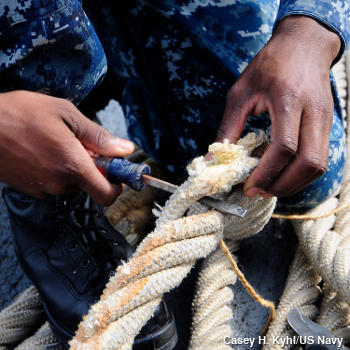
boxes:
[272,202,350,220]
[219,239,275,335]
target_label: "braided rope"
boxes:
[263,55,350,349]
[1,53,349,350]
[70,132,276,349]
[317,288,350,332]
[15,322,65,350]
[263,247,321,350]
[0,286,45,349]
[189,240,238,350]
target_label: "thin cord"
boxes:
[219,239,275,336]
[271,202,350,220]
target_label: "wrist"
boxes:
[273,16,341,67]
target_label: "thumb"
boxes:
[216,85,253,143]
[63,106,134,157]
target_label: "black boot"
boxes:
[3,187,177,350]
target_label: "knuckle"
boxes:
[300,152,327,173]
[55,156,82,183]
[280,98,301,117]
[250,165,280,189]
[276,84,302,114]
[276,136,298,158]
[303,102,333,140]
[308,101,329,121]
[58,100,81,134]
[94,126,110,148]
[279,102,297,117]
[259,167,280,185]
[310,102,325,115]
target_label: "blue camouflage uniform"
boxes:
[0,0,349,208]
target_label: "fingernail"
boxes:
[204,152,213,161]
[114,138,134,151]
[245,187,260,197]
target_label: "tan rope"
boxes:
[263,54,350,349]
[219,239,275,335]
[272,202,350,220]
[70,133,277,349]
[1,52,349,349]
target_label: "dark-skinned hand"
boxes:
[217,16,341,198]
[0,90,134,205]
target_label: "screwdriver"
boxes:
[94,156,247,217]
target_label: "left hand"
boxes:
[216,16,341,198]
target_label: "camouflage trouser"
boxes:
[0,1,346,209]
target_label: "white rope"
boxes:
[1,53,349,350]
[0,286,45,349]
[70,132,276,349]
[263,54,350,349]
[263,248,321,350]
[15,322,65,350]
[189,239,238,350]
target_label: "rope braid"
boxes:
[263,55,350,349]
[0,53,348,350]
[15,322,65,350]
[263,248,321,350]
[189,239,238,350]
[70,132,276,349]
[0,286,45,349]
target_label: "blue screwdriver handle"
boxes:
[94,156,151,191]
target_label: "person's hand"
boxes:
[217,16,341,198]
[0,90,134,205]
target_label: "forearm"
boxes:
[273,16,341,69]
[276,0,350,63]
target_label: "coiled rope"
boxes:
[0,54,349,350]
[70,132,277,349]
[263,55,350,349]
[0,286,44,349]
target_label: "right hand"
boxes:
[0,90,134,206]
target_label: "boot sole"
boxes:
[43,301,178,350]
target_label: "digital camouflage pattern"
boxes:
[0,0,349,208]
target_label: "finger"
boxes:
[266,107,331,196]
[75,147,123,206]
[216,84,257,143]
[244,100,301,197]
[61,101,134,157]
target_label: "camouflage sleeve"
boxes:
[276,0,350,56]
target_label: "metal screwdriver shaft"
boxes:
[94,156,247,217]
